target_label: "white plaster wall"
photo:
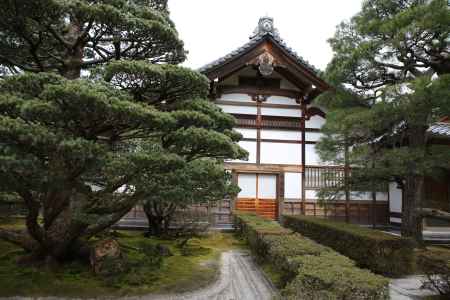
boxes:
[305,132,323,142]
[306,115,326,129]
[230,141,257,163]
[305,190,319,199]
[218,104,257,115]
[389,182,403,213]
[331,191,388,201]
[266,96,298,106]
[219,93,253,102]
[285,172,302,199]
[390,217,402,224]
[238,174,257,198]
[305,144,321,165]
[235,128,257,139]
[258,175,277,199]
[261,129,301,141]
[261,107,301,118]
[260,142,301,165]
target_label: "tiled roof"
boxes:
[199,17,320,76]
[428,122,450,139]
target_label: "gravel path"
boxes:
[141,250,277,300]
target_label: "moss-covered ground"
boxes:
[0,218,246,298]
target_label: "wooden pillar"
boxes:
[254,95,263,165]
[301,99,306,215]
[344,141,350,223]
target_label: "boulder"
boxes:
[90,239,127,276]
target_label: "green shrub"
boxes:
[283,215,415,276]
[284,255,389,300]
[234,212,389,299]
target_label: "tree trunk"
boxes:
[61,18,83,79]
[402,174,424,243]
[371,190,377,228]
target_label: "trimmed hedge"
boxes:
[234,212,389,299]
[283,215,416,277]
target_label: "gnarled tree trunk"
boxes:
[143,201,176,237]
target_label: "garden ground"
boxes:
[0,218,247,298]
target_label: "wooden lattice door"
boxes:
[236,173,278,220]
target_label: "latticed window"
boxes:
[304,167,345,189]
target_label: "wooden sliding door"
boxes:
[236,173,278,220]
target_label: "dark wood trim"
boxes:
[301,100,306,215]
[256,99,262,165]
[390,212,403,218]
[217,85,302,100]
[215,100,301,110]
[234,116,323,131]
[225,162,303,173]
[241,138,317,144]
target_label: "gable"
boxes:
[199,17,330,102]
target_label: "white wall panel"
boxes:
[305,190,319,199]
[390,217,402,224]
[261,107,301,117]
[348,192,388,201]
[261,129,301,141]
[219,93,253,102]
[229,141,256,163]
[305,144,321,165]
[266,96,298,106]
[235,128,257,139]
[305,132,323,142]
[260,142,301,165]
[377,192,389,201]
[218,104,256,115]
[285,172,301,199]
[306,115,326,129]
[258,175,277,199]
[389,182,402,213]
[238,174,257,198]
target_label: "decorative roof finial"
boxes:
[250,16,279,39]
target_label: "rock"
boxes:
[90,239,127,276]
[156,244,173,257]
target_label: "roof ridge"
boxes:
[198,17,321,76]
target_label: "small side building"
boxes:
[389,120,450,234]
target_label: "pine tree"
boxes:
[0,0,246,263]
[318,0,450,241]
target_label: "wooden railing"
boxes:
[304,166,345,189]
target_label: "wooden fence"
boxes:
[282,200,389,225]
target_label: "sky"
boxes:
[168,0,364,71]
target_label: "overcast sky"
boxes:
[168,0,364,71]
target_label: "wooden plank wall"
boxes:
[283,201,389,225]
[235,198,278,220]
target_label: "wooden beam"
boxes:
[301,100,306,215]
[217,86,302,100]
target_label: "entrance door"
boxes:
[236,173,278,220]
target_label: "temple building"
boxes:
[122,17,449,234]
[200,17,389,226]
